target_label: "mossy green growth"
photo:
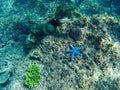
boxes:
[25,64,41,88]
[42,23,56,35]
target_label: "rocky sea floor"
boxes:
[0,0,120,90]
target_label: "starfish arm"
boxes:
[71,52,75,61]
[69,44,74,50]
[75,52,83,56]
[66,50,73,53]
[76,47,83,51]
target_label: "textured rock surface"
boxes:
[0,0,120,90]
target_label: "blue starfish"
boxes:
[66,44,83,61]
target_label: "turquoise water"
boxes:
[0,0,120,90]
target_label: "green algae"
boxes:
[24,64,41,88]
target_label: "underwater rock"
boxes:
[73,17,90,28]
[0,60,12,73]
[28,21,56,39]
[55,4,74,19]
[24,33,37,51]
[0,71,10,84]
[29,48,42,60]
[41,24,56,35]
[30,23,56,37]
[10,80,24,90]
[69,27,82,41]
[48,19,62,27]
[55,4,80,19]
[12,21,30,41]
[0,60,13,85]
[25,23,56,52]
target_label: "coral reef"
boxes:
[0,0,120,90]
[30,14,120,90]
